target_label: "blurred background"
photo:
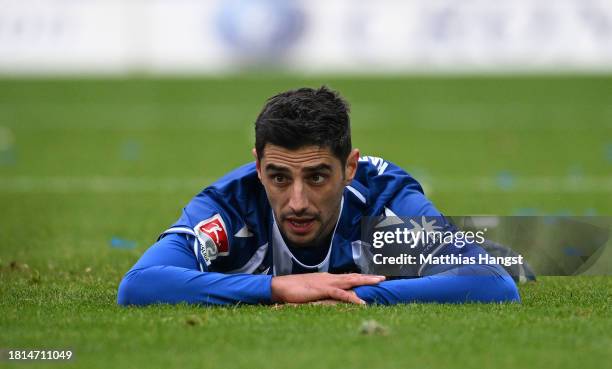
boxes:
[0,0,611,269]
[2,0,612,74]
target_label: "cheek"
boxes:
[263,184,286,209]
[316,183,344,212]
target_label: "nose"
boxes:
[288,181,309,215]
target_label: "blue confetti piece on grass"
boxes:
[563,246,583,256]
[566,164,583,180]
[0,149,17,165]
[110,237,137,249]
[120,140,142,161]
[512,208,539,216]
[604,143,612,162]
[496,171,515,190]
[551,209,574,216]
[543,216,561,225]
[0,127,17,165]
[542,210,573,223]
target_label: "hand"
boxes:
[271,273,385,305]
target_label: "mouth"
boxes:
[285,218,316,235]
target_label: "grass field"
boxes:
[1,76,611,369]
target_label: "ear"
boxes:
[253,148,262,180]
[344,148,360,184]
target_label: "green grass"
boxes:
[1,76,611,369]
[1,269,610,369]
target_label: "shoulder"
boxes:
[196,161,265,211]
[165,162,270,269]
[348,155,440,216]
[354,155,419,187]
[350,155,424,204]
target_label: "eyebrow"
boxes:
[264,163,332,173]
[265,164,291,173]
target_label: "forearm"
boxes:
[354,265,520,305]
[118,267,273,306]
[117,233,273,306]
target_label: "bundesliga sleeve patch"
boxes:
[194,214,230,263]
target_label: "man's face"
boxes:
[255,145,359,248]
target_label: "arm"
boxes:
[354,158,520,304]
[353,264,520,305]
[117,233,385,306]
[117,233,273,306]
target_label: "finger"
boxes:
[334,274,386,289]
[327,288,366,305]
[308,299,340,305]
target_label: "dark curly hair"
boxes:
[255,86,352,166]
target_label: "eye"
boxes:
[310,174,326,184]
[272,175,287,184]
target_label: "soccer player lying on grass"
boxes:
[117,86,520,306]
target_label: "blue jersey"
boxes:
[117,156,520,306]
[161,156,447,276]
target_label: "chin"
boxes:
[286,234,317,248]
[280,228,318,248]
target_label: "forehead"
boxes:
[260,145,340,171]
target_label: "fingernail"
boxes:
[359,299,367,305]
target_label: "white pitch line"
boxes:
[0,176,611,194]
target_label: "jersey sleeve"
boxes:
[354,263,520,304]
[162,191,237,271]
[117,233,273,306]
[384,182,440,216]
[366,156,489,275]
[355,156,521,304]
